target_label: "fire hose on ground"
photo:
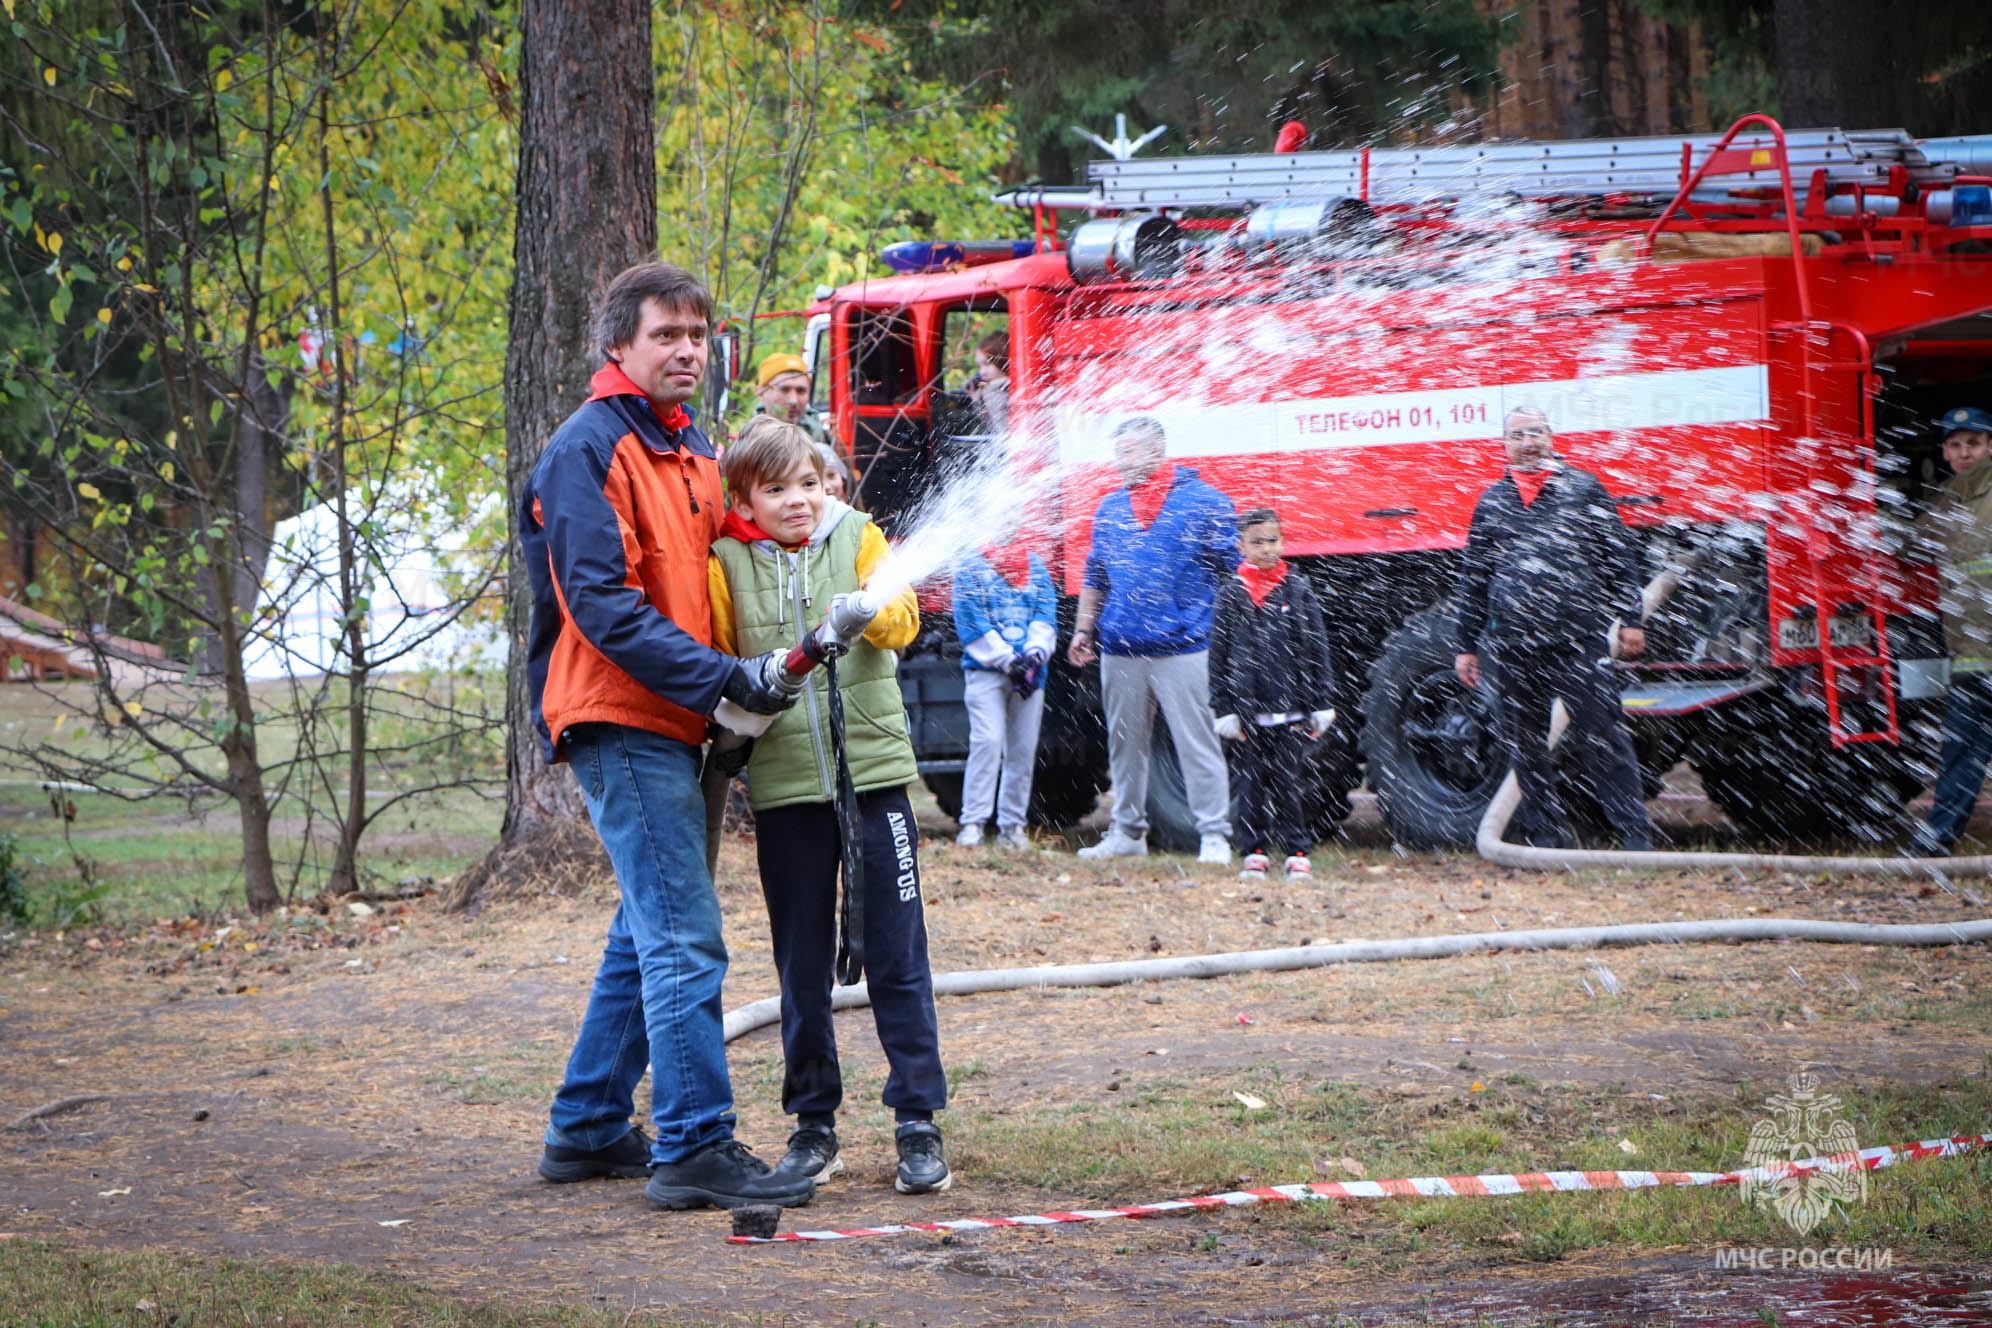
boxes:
[716,622,1990,1044]
[1475,698,1992,875]
[722,912,1992,1042]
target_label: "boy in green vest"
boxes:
[708,418,951,1194]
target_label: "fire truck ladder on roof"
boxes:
[994,126,1971,212]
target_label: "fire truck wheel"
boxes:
[923,773,966,823]
[1691,755,1917,844]
[1360,610,1507,849]
[1028,764,1108,828]
[1143,720,1233,854]
[922,768,1106,829]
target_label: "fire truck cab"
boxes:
[807,118,1992,849]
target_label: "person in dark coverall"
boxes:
[1453,407,1654,850]
[523,263,813,1211]
[1210,508,1337,883]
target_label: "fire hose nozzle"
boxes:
[822,591,880,649]
[778,591,884,679]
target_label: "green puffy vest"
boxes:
[713,505,918,810]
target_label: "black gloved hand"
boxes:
[1007,650,1045,699]
[721,650,802,715]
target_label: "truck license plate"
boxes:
[1777,613,1874,651]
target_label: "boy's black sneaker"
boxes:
[894,1121,952,1195]
[776,1123,845,1184]
[537,1126,653,1183]
[644,1138,814,1210]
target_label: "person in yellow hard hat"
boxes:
[754,353,811,426]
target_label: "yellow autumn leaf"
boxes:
[45,231,61,256]
[43,66,56,87]
[76,481,100,500]
[3,1,15,23]
[96,307,111,324]
[116,257,132,272]
[122,699,142,718]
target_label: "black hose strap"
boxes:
[825,656,866,986]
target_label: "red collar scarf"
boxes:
[1127,462,1177,529]
[1511,467,1553,507]
[1237,559,1288,607]
[589,362,691,433]
[984,544,1032,588]
[720,509,774,544]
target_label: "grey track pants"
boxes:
[1100,650,1232,839]
[961,667,1046,830]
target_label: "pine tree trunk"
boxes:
[498,0,658,851]
[1774,0,1904,130]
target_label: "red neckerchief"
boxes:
[985,544,1032,588]
[1127,462,1177,529]
[1511,467,1553,507]
[1237,559,1288,607]
[719,509,773,544]
[588,362,692,433]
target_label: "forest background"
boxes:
[1,0,1989,916]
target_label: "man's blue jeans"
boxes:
[1923,672,1992,850]
[545,724,734,1164]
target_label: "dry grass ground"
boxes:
[1,780,1989,1324]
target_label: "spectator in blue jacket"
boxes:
[1067,417,1238,864]
[952,545,1057,850]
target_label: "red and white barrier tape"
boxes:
[729,1131,1991,1244]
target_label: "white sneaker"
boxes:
[996,827,1033,852]
[1283,854,1313,882]
[955,824,985,847]
[1077,829,1148,859]
[1238,852,1270,881]
[1198,834,1232,866]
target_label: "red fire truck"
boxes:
[800,117,1992,849]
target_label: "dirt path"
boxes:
[3,796,1989,1324]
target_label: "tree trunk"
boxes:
[1773,0,1906,130]
[498,0,658,850]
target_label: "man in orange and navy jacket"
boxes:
[522,261,813,1214]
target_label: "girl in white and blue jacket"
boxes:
[951,547,1057,849]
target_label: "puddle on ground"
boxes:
[1221,1266,1991,1326]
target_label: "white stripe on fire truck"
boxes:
[1055,363,1769,463]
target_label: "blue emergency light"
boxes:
[879,240,1036,274]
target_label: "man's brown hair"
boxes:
[592,262,714,363]
[724,417,823,499]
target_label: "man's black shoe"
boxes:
[894,1121,952,1195]
[776,1123,844,1184]
[1906,829,1951,859]
[645,1139,814,1210]
[538,1126,652,1183]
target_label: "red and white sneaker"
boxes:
[1238,853,1271,881]
[1282,854,1313,882]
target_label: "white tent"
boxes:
[242,489,504,680]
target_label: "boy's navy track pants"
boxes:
[753,786,946,1121]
